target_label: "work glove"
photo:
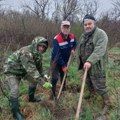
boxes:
[44,74,50,80]
[43,82,52,89]
[62,66,68,73]
[37,74,50,86]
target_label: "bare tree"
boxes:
[0,0,5,16]
[111,0,120,21]
[61,0,79,21]
[52,0,79,23]
[79,0,99,19]
[52,0,61,24]
[23,0,50,21]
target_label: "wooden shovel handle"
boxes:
[57,54,73,100]
[75,68,88,120]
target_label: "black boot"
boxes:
[49,84,57,100]
[9,97,25,120]
[28,87,41,102]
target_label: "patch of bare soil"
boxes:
[22,107,33,119]
[23,99,75,120]
[52,108,74,120]
[40,100,56,109]
[67,85,81,93]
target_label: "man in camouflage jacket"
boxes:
[4,36,51,120]
[78,15,113,115]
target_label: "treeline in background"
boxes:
[0,0,120,50]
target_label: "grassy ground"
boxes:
[0,47,120,120]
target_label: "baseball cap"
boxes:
[61,20,70,26]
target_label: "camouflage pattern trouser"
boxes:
[86,73,108,96]
[6,74,37,98]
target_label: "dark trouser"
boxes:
[86,73,113,115]
[51,64,66,97]
[86,73,108,96]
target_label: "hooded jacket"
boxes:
[4,36,48,82]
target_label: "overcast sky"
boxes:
[2,0,113,14]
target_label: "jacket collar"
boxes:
[84,26,96,38]
[60,32,70,40]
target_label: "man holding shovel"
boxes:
[50,20,77,99]
[77,14,113,116]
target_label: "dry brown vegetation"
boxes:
[0,0,119,50]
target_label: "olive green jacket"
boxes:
[78,27,108,76]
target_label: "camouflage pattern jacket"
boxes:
[78,27,108,76]
[4,37,47,82]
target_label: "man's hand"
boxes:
[71,49,75,55]
[83,62,91,70]
[62,66,68,73]
[43,82,52,89]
